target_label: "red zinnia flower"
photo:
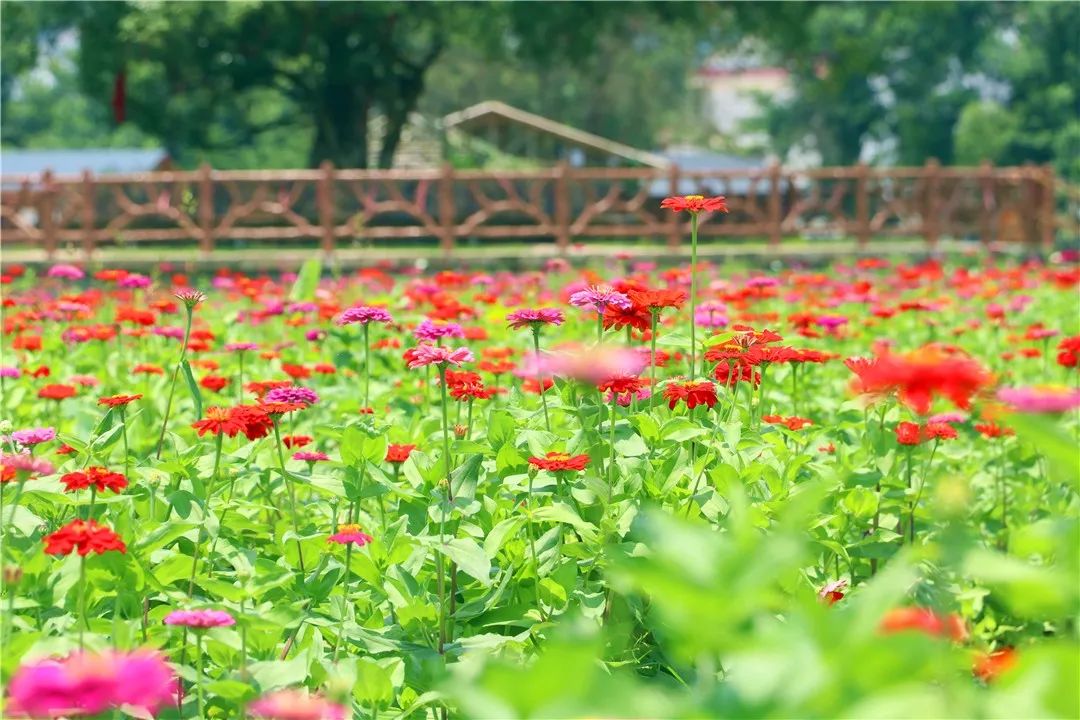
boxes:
[923,422,957,441]
[660,194,729,214]
[597,375,646,395]
[259,401,306,416]
[43,519,127,556]
[879,607,967,642]
[199,375,230,392]
[662,380,718,410]
[60,467,128,494]
[98,394,142,408]
[851,347,991,415]
[38,384,77,401]
[528,451,590,472]
[973,647,1018,682]
[282,434,313,449]
[626,287,687,310]
[229,405,274,440]
[191,407,246,438]
[895,421,922,446]
[385,444,416,464]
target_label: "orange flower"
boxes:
[879,607,967,642]
[528,452,590,472]
[660,195,729,214]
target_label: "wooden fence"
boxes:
[0,160,1060,258]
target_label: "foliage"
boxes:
[1,253,1078,718]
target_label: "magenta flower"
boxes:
[694,300,729,329]
[293,451,329,463]
[47,264,85,280]
[816,315,849,330]
[998,386,1080,413]
[745,276,780,288]
[11,427,56,446]
[6,649,176,718]
[568,286,632,313]
[225,342,259,352]
[118,274,152,289]
[305,329,327,342]
[1,452,55,477]
[414,319,465,342]
[163,609,236,628]
[0,366,20,379]
[264,385,320,407]
[406,345,474,369]
[520,346,648,384]
[927,411,967,425]
[328,524,374,546]
[335,305,394,326]
[506,307,565,330]
[285,302,319,314]
[153,326,185,341]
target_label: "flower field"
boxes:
[1,241,1079,718]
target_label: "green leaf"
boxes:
[1010,413,1079,489]
[353,658,394,707]
[438,537,492,586]
[248,656,310,691]
[288,257,322,301]
[180,360,203,418]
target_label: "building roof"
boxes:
[443,101,671,169]
[0,148,170,178]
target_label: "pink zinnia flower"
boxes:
[328,523,373,546]
[568,286,632,313]
[506,307,565,330]
[163,609,236,628]
[118,274,152,289]
[927,411,967,425]
[414,319,465,341]
[335,305,393,326]
[11,427,56,446]
[264,385,320,407]
[406,345,474,369]
[0,366,20,379]
[997,386,1080,413]
[1,452,55,477]
[6,649,176,718]
[293,451,329,463]
[521,346,648,384]
[225,342,259,352]
[249,690,348,720]
[47,264,85,280]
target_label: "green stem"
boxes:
[156,308,194,458]
[195,632,206,719]
[689,212,698,380]
[273,421,306,574]
[607,394,618,486]
[333,542,353,663]
[119,407,130,480]
[596,313,604,345]
[363,323,371,409]
[237,352,245,405]
[532,328,551,432]
[78,555,87,650]
[526,473,546,621]
[649,310,659,413]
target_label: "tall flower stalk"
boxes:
[659,195,729,380]
[156,290,204,458]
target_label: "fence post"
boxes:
[666,164,681,249]
[767,161,782,246]
[854,162,870,247]
[438,163,455,256]
[554,161,570,253]
[978,160,994,247]
[40,170,57,259]
[317,160,336,256]
[1040,163,1055,251]
[81,170,96,259]
[922,158,940,248]
[198,163,214,256]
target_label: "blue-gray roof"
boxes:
[0,148,169,177]
[648,147,790,196]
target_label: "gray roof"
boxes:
[0,148,169,178]
[648,147,790,196]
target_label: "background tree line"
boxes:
[2,1,1076,179]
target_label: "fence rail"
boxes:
[0,160,1060,258]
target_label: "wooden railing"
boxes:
[0,160,1060,258]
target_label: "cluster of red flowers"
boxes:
[894,421,958,446]
[1057,335,1080,368]
[43,520,126,556]
[444,370,495,401]
[191,404,287,440]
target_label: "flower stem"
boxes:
[532,328,551,432]
[119,407,131,480]
[526,473,546,621]
[649,310,659,413]
[272,421,306,574]
[363,323,371,410]
[156,307,194,459]
[607,394,618,486]
[78,555,87,650]
[689,212,698,380]
[333,542,353,663]
[195,632,206,719]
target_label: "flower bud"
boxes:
[0,420,13,434]
[3,565,23,587]
[453,424,467,439]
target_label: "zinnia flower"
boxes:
[293,451,329,463]
[528,452,590,472]
[997,385,1080,413]
[879,607,967,642]
[47,263,85,280]
[568,285,632,313]
[98,394,142,408]
[0,452,55,478]
[6,649,176,718]
[895,421,922,446]
[249,690,348,720]
[60,467,128,494]
[38,384,77,401]
[414,319,465,341]
[506,307,565,330]
[328,523,373,546]
[43,520,126,556]
[818,579,847,605]
[264,385,320,407]
[850,347,991,414]
[11,427,56,446]
[662,380,718,410]
[406,345,474,369]
[386,444,416,463]
[335,305,394,326]
[163,609,236,628]
[660,194,729,214]
[191,407,247,438]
